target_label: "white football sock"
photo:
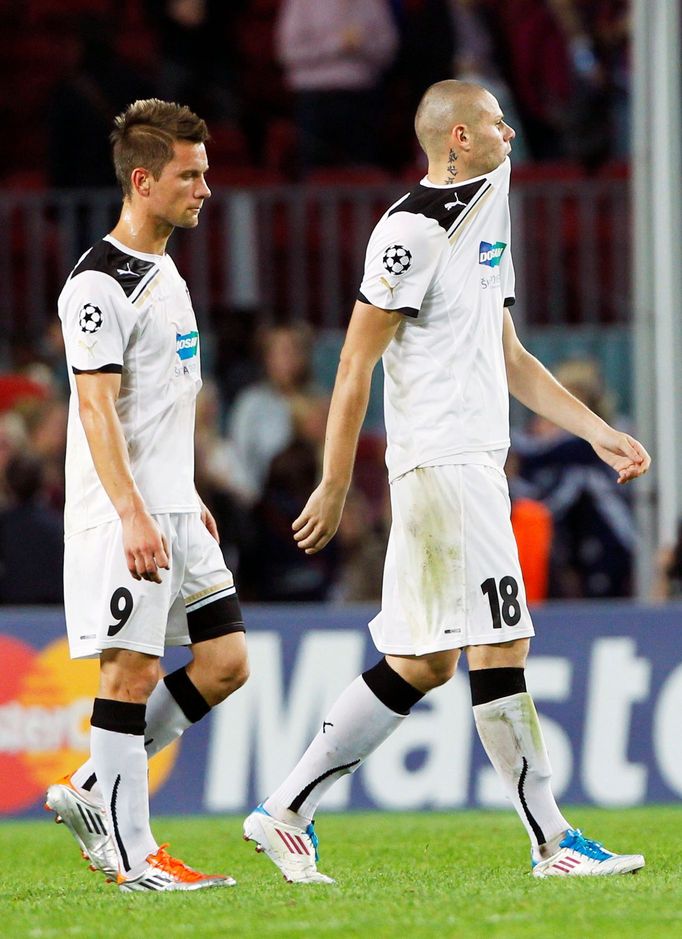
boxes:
[90,725,158,876]
[264,675,406,824]
[72,679,193,801]
[473,691,570,850]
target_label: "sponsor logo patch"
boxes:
[479,241,507,267]
[176,330,199,360]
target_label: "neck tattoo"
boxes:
[445,149,458,183]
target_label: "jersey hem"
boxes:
[64,504,201,540]
[368,625,535,657]
[387,441,511,483]
[69,635,191,660]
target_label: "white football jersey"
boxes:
[58,234,202,537]
[359,158,515,481]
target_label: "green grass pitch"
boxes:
[2,807,682,938]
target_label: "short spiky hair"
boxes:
[110,99,209,197]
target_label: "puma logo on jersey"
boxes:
[176,330,199,360]
[116,262,141,277]
[77,338,99,357]
[479,241,507,267]
[444,194,466,210]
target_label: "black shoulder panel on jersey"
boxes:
[70,240,156,298]
[387,179,489,232]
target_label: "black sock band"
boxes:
[164,667,211,723]
[469,667,527,706]
[362,658,424,715]
[90,698,146,735]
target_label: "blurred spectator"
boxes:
[275,0,399,173]
[194,378,258,571]
[506,451,553,603]
[228,323,320,501]
[0,453,63,604]
[515,358,634,598]
[25,399,67,513]
[382,0,456,170]
[146,0,246,122]
[545,0,613,168]
[449,0,529,163]
[0,412,29,510]
[330,486,388,603]
[210,304,261,411]
[47,15,153,188]
[241,391,336,602]
[652,520,682,602]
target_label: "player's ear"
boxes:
[131,167,151,197]
[452,123,469,150]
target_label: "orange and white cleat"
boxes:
[45,775,118,879]
[117,844,236,892]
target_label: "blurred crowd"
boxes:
[1,0,631,188]
[0,0,649,606]
[0,318,648,606]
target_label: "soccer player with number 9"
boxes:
[45,99,249,892]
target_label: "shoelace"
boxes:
[148,843,205,881]
[561,829,612,861]
[305,823,320,862]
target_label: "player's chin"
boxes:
[177,211,202,229]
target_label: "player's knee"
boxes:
[422,656,458,689]
[197,652,249,704]
[99,659,160,703]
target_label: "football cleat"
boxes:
[532,828,645,878]
[117,843,235,892]
[45,775,118,879]
[243,804,334,884]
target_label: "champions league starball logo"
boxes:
[382,245,412,275]
[0,635,177,813]
[78,303,103,334]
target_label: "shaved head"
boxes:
[414,80,491,158]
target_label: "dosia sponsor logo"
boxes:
[478,241,507,267]
[0,636,177,813]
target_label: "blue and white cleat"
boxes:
[243,804,334,884]
[532,829,645,877]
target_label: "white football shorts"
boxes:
[64,512,242,659]
[369,463,535,656]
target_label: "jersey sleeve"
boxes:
[358,210,446,318]
[501,244,516,307]
[59,271,138,373]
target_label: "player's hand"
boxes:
[198,496,220,543]
[292,482,347,554]
[590,428,651,485]
[121,510,170,583]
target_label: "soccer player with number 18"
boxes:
[244,81,651,882]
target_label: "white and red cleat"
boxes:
[243,805,334,884]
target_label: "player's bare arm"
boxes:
[75,371,170,581]
[293,300,401,553]
[502,308,651,484]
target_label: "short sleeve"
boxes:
[502,245,515,307]
[59,271,137,373]
[358,210,446,318]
